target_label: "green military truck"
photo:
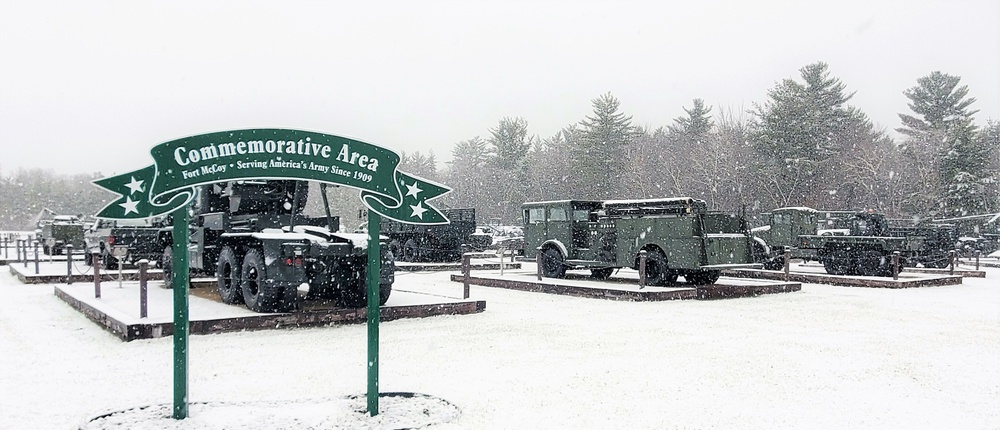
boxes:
[84,216,168,269]
[522,197,758,285]
[753,208,957,276]
[159,180,394,313]
[36,215,86,255]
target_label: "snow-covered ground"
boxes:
[0,263,998,429]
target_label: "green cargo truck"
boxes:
[522,197,758,285]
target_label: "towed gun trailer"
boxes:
[752,207,958,276]
[522,198,759,285]
[159,180,394,313]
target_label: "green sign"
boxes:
[94,128,450,225]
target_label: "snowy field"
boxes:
[0,263,998,429]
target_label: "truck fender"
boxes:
[539,239,568,259]
[751,236,771,256]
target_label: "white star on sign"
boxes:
[125,176,145,195]
[404,181,422,199]
[410,202,428,219]
[119,197,140,215]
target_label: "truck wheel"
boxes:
[402,239,419,262]
[541,248,566,278]
[43,245,51,256]
[687,270,721,285]
[339,279,392,308]
[216,246,243,304]
[856,251,881,277]
[241,249,281,313]
[590,267,614,280]
[161,246,173,288]
[643,250,669,286]
[762,257,783,271]
[822,255,848,276]
[103,252,119,270]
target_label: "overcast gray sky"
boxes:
[1,0,998,177]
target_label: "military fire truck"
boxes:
[159,180,394,313]
[522,198,758,285]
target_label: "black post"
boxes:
[892,251,899,281]
[22,240,28,267]
[535,247,543,281]
[975,251,980,271]
[949,250,956,275]
[638,250,648,288]
[2,236,7,258]
[93,252,101,299]
[33,241,39,274]
[65,244,73,285]
[783,246,791,282]
[462,253,470,299]
[139,259,148,318]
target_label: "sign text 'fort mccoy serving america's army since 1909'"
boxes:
[172,138,381,183]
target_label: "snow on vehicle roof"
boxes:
[772,207,818,213]
[603,197,700,206]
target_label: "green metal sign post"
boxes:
[90,129,452,419]
[367,212,381,415]
[171,206,190,419]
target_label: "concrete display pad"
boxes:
[723,262,964,288]
[52,277,486,342]
[450,268,800,301]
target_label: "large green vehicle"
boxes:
[380,208,492,262]
[35,214,86,255]
[522,198,758,285]
[158,180,394,313]
[753,207,957,276]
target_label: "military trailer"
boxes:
[159,180,394,313]
[522,198,758,285]
[36,215,86,255]
[381,208,492,262]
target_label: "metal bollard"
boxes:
[975,251,980,271]
[892,251,899,281]
[783,246,791,281]
[949,250,955,275]
[535,247,543,281]
[33,241,39,274]
[65,244,73,285]
[638,250,648,288]
[139,259,149,318]
[21,240,27,267]
[498,248,506,276]
[462,252,471,299]
[2,236,7,258]
[93,252,101,299]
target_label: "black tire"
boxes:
[541,247,566,278]
[856,251,882,277]
[240,248,281,313]
[822,253,849,276]
[642,249,669,286]
[216,246,243,304]
[762,257,784,271]
[102,252,119,270]
[686,270,721,285]
[401,239,418,262]
[339,274,392,308]
[590,267,614,280]
[43,245,51,256]
[161,245,173,288]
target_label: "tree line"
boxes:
[1,62,997,230]
[425,63,999,225]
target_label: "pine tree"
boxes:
[572,92,640,199]
[750,62,862,208]
[897,71,986,217]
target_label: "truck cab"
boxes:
[522,200,603,262]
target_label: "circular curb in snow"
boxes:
[79,392,461,430]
